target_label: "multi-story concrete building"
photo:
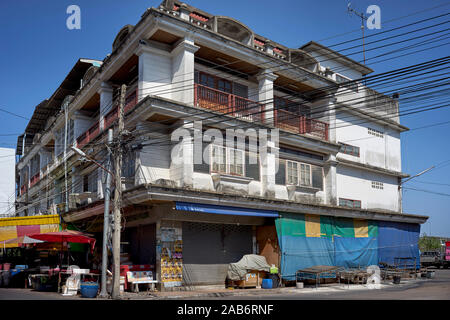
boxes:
[14,1,427,288]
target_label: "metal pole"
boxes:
[99,129,113,298]
[111,84,126,299]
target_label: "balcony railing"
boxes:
[194,84,265,123]
[76,89,139,149]
[29,172,41,188]
[194,84,329,141]
[274,109,329,141]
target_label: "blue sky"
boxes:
[0,0,449,236]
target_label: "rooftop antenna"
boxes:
[347,2,368,65]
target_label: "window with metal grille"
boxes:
[368,127,384,138]
[339,198,362,209]
[339,142,360,157]
[371,181,384,190]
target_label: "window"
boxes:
[211,145,245,176]
[211,145,226,174]
[339,198,362,209]
[339,142,360,157]
[287,161,298,185]
[229,148,244,175]
[286,160,312,187]
[199,72,232,93]
[300,163,311,186]
[371,181,384,190]
[274,96,310,115]
[368,127,384,138]
[196,70,248,98]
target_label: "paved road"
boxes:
[0,268,449,300]
[197,268,450,300]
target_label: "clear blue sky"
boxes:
[0,0,449,236]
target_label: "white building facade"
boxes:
[13,1,426,288]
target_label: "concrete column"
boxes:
[310,97,336,143]
[324,154,338,206]
[98,82,113,131]
[136,42,173,102]
[256,70,278,126]
[171,37,200,106]
[259,130,278,198]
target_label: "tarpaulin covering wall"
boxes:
[378,221,421,268]
[276,213,378,280]
[276,213,421,280]
[0,215,60,248]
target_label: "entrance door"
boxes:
[257,225,280,267]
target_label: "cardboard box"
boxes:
[233,270,267,288]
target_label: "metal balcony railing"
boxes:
[76,88,139,148]
[194,84,329,141]
[29,172,41,188]
[194,84,265,123]
[274,109,329,141]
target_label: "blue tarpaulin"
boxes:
[334,237,378,269]
[175,202,279,218]
[278,236,334,280]
[378,221,421,268]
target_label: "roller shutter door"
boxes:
[182,222,253,286]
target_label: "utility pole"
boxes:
[99,129,113,298]
[111,84,126,299]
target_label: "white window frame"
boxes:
[286,160,312,187]
[210,145,245,176]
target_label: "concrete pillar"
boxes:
[324,154,338,206]
[259,130,278,198]
[256,70,278,126]
[98,82,113,131]
[136,42,173,102]
[171,37,200,106]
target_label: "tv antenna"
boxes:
[347,2,368,65]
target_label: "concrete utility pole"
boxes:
[111,84,126,299]
[99,129,113,298]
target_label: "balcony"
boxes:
[76,88,138,148]
[194,84,329,141]
[194,84,265,123]
[29,172,41,188]
[274,109,329,141]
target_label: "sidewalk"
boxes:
[118,278,422,300]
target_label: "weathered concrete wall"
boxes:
[337,164,399,211]
[335,110,401,172]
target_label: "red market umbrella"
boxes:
[27,230,96,252]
